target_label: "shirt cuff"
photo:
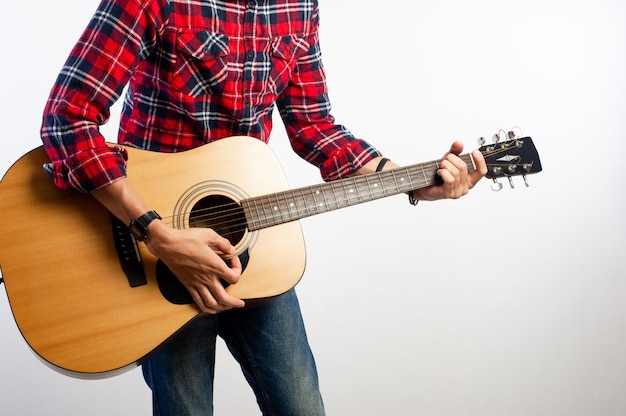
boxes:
[44,145,128,193]
[319,139,382,181]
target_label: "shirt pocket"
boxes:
[171,30,230,98]
[268,35,310,97]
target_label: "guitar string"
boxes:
[154,161,507,236]
[155,161,437,226]
[157,164,505,235]
[166,151,499,226]
[142,146,509,241]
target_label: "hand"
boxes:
[145,221,245,314]
[411,141,487,201]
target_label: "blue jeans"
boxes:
[142,289,325,415]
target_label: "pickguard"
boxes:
[156,249,250,305]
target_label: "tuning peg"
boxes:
[508,177,515,189]
[477,136,486,146]
[491,179,503,191]
[523,175,530,187]
[492,133,501,144]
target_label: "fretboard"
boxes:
[242,154,475,231]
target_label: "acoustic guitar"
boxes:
[0,134,541,377]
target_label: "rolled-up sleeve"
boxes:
[40,0,160,192]
[42,143,128,193]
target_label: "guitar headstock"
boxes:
[478,132,542,191]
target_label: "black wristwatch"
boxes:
[129,210,162,241]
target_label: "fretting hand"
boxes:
[410,141,487,201]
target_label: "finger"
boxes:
[446,153,470,187]
[206,249,242,286]
[438,157,462,183]
[208,281,246,309]
[447,140,464,156]
[445,152,469,174]
[439,158,469,199]
[226,254,243,276]
[437,165,457,185]
[206,231,236,255]
[194,283,245,313]
[468,149,487,187]
[188,286,219,314]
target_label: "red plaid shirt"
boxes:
[41,0,381,192]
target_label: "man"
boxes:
[41,0,486,414]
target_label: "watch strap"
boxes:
[129,210,161,241]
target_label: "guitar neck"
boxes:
[243,153,475,231]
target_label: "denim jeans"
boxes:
[142,289,325,415]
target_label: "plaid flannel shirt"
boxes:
[41,0,381,192]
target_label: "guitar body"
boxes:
[0,136,306,377]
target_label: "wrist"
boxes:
[129,210,162,241]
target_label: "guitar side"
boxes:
[0,136,306,377]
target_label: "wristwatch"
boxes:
[128,210,162,241]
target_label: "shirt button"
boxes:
[249,1,257,8]
[246,51,255,59]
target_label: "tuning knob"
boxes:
[491,179,503,191]
[508,177,515,189]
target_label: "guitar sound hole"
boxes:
[189,195,247,245]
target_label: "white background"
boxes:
[1,0,625,415]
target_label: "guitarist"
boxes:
[40,0,487,414]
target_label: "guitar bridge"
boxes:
[111,216,147,287]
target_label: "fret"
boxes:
[298,186,314,218]
[380,171,398,196]
[259,195,274,228]
[319,184,333,213]
[325,181,339,209]
[404,166,417,191]
[331,182,345,210]
[327,181,346,210]
[250,197,260,229]
[347,179,360,206]
[283,190,299,222]
[399,167,415,193]
[241,199,254,230]
[433,160,440,186]
[309,185,322,215]
[405,167,416,191]
[317,185,331,213]
[389,170,404,195]
[279,191,293,223]
[363,174,380,201]
[419,163,429,187]
[267,193,284,225]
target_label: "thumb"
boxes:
[447,140,464,156]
